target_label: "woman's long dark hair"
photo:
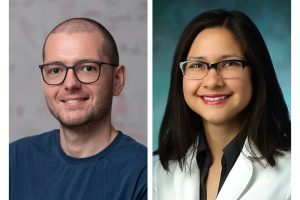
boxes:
[156,9,291,171]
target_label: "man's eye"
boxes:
[51,68,61,73]
[46,67,63,75]
[83,66,97,71]
[78,64,99,73]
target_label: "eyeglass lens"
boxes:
[182,60,245,80]
[41,62,101,85]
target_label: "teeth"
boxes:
[65,99,82,103]
[203,96,226,101]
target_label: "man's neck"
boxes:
[59,117,117,158]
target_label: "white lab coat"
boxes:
[153,142,290,200]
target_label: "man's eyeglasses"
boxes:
[179,59,249,80]
[39,61,118,85]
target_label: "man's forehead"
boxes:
[42,18,117,64]
[52,19,99,34]
[47,31,103,39]
[43,32,107,61]
[45,31,105,49]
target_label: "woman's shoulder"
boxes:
[277,150,291,161]
[153,155,177,176]
[153,153,200,200]
[153,155,180,200]
[274,151,291,173]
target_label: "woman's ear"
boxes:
[112,65,126,96]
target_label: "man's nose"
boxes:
[63,69,81,90]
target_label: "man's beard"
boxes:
[45,96,112,130]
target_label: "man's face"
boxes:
[42,32,123,127]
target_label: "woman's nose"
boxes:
[201,69,224,89]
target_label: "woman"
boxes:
[153,9,291,200]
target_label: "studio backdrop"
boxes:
[153,0,291,150]
[10,0,147,145]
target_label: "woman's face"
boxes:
[183,27,252,127]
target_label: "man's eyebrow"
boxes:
[43,59,101,66]
[43,61,64,65]
[76,59,98,63]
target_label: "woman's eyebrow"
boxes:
[187,54,244,61]
[218,54,244,60]
[186,56,206,61]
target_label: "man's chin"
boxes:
[57,117,92,128]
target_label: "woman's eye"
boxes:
[189,62,206,68]
[223,60,241,67]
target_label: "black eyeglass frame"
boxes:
[39,61,118,85]
[179,59,250,80]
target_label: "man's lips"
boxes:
[60,97,89,104]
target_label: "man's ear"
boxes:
[112,65,126,96]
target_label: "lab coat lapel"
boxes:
[217,149,254,200]
[174,152,200,200]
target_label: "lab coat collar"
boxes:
[172,138,264,200]
[218,139,265,200]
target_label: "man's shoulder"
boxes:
[10,129,59,150]
[112,131,147,164]
[119,132,146,150]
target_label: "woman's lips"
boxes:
[200,94,231,105]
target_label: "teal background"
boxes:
[153,0,291,150]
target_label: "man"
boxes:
[10,18,147,200]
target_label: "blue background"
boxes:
[153,0,291,150]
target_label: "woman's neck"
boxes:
[203,120,241,163]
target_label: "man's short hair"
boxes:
[43,18,119,65]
